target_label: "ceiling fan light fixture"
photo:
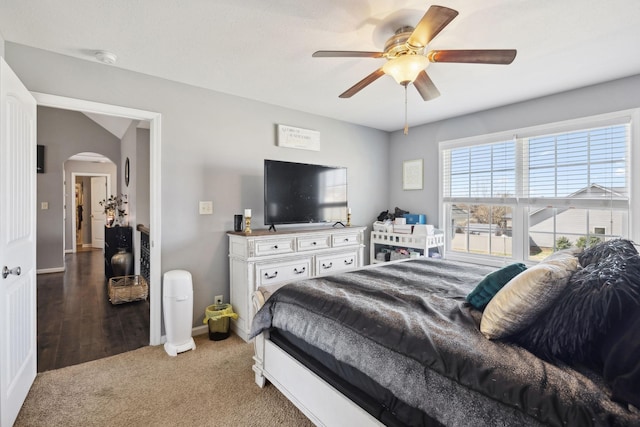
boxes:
[382,55,429,85]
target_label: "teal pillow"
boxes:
[466,263,527,310]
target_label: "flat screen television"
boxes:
[264,159,348,228]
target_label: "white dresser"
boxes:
[228,226,366,341]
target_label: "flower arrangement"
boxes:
[99,194,128,226]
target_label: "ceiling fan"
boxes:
[312,5,517,133]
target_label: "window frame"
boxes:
[439,109,640,266]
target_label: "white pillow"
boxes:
[480,253,579,339]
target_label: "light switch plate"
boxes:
[41,202,48,210]
[199,201,213,215]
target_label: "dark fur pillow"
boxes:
[601,308,640,409]
[578,238,638,267]
[513,253,640,367]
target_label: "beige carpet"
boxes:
[16,334,314,426]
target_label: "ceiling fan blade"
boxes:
[339,68,386,98]
[428,49,517,64]
[313,50,384,58]
[413,71,441,101]
[407,5,459,49]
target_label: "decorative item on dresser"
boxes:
[104,225,133,279]
[228,226,366,341]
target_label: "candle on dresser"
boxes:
[348,208,351,214]
[244,209,252,218]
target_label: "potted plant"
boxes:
[99,194,128,226]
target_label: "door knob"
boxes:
[2,266,22,279]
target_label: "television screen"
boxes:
[264,160,348,226]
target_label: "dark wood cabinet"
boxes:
[104,226,133,279]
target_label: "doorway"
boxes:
[71,172,112,253]
[33,92,162,346]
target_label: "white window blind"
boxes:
[525,125,629,209]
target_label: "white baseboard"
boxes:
[64,249,73,254]
[37,267,65,274]
[192,325,208,337]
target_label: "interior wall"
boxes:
[136,128,151,228]
[6,42,391,327]
[387,74,640,229]
[121,122,151,275]
[36,106,120,270]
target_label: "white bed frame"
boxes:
[251,290,384,426]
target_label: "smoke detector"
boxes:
[95,50,118,65]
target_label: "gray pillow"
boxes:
[480,253,579,339]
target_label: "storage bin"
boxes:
[108,275,148,304]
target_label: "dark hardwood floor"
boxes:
[37,249,149,372]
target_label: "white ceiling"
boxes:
[1,0,640,132]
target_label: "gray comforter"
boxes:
[251,258,639,427]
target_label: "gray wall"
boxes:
[136,128,151,229]
[387,74,640,228]
[121,122,151,274]
[7,42,391,326]
[37,106,121,270]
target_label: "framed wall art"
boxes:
[402,159,423,190]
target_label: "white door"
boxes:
[90,176,106,248]
[0,58,37,426]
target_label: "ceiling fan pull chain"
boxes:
[404,84,409,135]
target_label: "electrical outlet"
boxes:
[214,295,223,305]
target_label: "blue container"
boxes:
[403,214,421,224]
[418,214,427,224]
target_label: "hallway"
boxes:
[37,249,149,372]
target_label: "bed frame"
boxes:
[251,290,383,426]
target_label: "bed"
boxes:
[250,242,640,426]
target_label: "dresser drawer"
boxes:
[316,252,358,275]
[297,235,331,251]
[256,258,312,286]
[254,238,295,256]
[332,232,360,247]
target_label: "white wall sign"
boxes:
[277,124,320,151]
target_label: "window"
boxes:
[441,113,632,263]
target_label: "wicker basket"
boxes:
[108,275,148,305]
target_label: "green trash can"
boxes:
[203,303,238,341]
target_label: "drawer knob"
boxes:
[312,241,317,245]
[272,245,279,249]
[294,267,306,274]
[344,238,349,242]
[264,271,278,279]
[344,259,354,265]
[322,262,333,269]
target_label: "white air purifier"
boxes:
[163,269,196,356]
